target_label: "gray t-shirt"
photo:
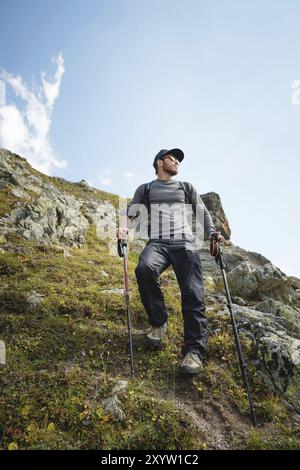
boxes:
[126,179,216,243]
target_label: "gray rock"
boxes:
[255,328,300,412]
[77,179,90,187]
[9,207,25,225]
[254,264,294,304]
[82,199,116,242]
[0,167,19,185]
[199,242,271,276]
[222,261,294,304]
[111,380,128,395]
[0,150,93,247]
[225,261,259,298]
[255,298,300,338]
[9,194,89,247]
[101,288,124,295]
[288,276,300,290]
[63,249,72,257]
[102,396,126,421]
[11,188,28,198]
[232,296,247,306]
[207,292,228,305]
[222,305,300,411]
[100,270,109,277]
[76,180,96,191]
[27,290,45,307]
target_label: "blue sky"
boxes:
[0,0,300,278]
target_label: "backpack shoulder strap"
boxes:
[178,181,193,204]
[143,180,154,207]
[142,181,155,238]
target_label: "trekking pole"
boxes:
[117,238,134,378]
[210,233,257,427]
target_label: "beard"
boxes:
[163,163,178,176]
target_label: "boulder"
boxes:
[255,298,300,338]
[225,261,259,298]
[27,290,45,307]
[82,199,116,242]
[254,264,295,304]
[10,194,90,247]
[111,380,128,395]
[102,396,126,421]
[224,305,300,412]
[223,262,295,304]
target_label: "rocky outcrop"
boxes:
[233,305,300,412]
[81,199,116,241]
[8,194,89,247]
[201,192,231,240]
[207,292,300,412]
[199,242,271,275]
[0,149,116,247]
[255,299,300,338]
[222,261,295,304]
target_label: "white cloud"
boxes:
[42,53,65,110]
[0,53,67,174]
[124,171,134,178]
[0,105,28,149]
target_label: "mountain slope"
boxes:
[0,149,299,450]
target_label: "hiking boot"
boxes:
[180,352,203,374]
[146,323,167,347]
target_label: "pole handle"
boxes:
[209,233,225,267]
[117,238,127,258]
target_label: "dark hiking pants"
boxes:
[135,239,208,357]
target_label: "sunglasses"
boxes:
[164,155,180,164]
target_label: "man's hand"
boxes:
[117,227,129,240]
[209,231,225,244]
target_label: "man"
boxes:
[118,148,224,374]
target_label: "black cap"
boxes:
[153,148,184,170]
